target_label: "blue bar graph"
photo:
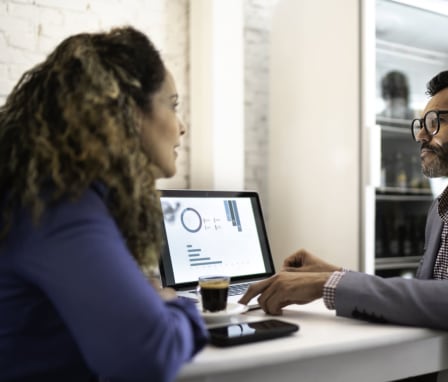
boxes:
[231,200,242,232]
[190,261,223,267]
[186,244,223,267]
[224,200,242,232]
[190,257,211,262]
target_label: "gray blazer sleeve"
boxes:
[334,199,448,330]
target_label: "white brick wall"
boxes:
[0,0,190,188]
[0,0,278,199]
[244,0,279,212]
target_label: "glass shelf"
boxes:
[375,256,421,270]
[376,116,411,129]
[375,187,433,201]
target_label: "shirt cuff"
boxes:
[322,271,346,310]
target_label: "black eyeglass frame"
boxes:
[411,109,448,141]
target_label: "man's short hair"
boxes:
[427,71,448,96]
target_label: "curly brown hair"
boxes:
[0,26,167,266]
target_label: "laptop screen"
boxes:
[159,190,275,290]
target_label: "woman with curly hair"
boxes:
[0,26,208,382]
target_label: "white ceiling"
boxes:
[376,0,448,52]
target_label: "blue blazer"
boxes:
[0,185,208,381]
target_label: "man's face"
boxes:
[415,87,448,178]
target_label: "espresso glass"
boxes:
[197,275,230,312]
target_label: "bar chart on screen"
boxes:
[186,244,223,267]
[162,197,266,283]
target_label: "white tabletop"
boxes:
[177,299,448,382]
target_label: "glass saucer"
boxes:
[199,303,249,323]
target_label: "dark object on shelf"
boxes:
[379,71,415,120]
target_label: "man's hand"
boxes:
[239,271,332,315]
[282,249,341,273]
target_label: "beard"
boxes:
[421,142,448,178]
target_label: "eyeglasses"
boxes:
[411,109,448,141]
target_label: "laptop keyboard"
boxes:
[228,283,250,296]
[188,282,250,296]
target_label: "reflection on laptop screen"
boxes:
[159,190,274,290]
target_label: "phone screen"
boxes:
[208,319,299,347]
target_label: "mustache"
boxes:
[421,143,448,157]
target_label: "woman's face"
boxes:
[140,70,185,178]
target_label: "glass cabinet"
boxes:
[368,0,448,277]
[374,120,433,277]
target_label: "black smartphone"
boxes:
[208,319,299,347]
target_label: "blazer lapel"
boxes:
[416,199,442,279]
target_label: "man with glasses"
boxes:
[412,109,448,178]
[241,73,448,381]
[241,71,448,329]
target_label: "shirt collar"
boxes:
[438,185,448,223]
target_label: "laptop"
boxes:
[158,189,275,310]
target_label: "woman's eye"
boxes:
[173,102,179,111]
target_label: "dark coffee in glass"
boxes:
[198,275,230,312]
